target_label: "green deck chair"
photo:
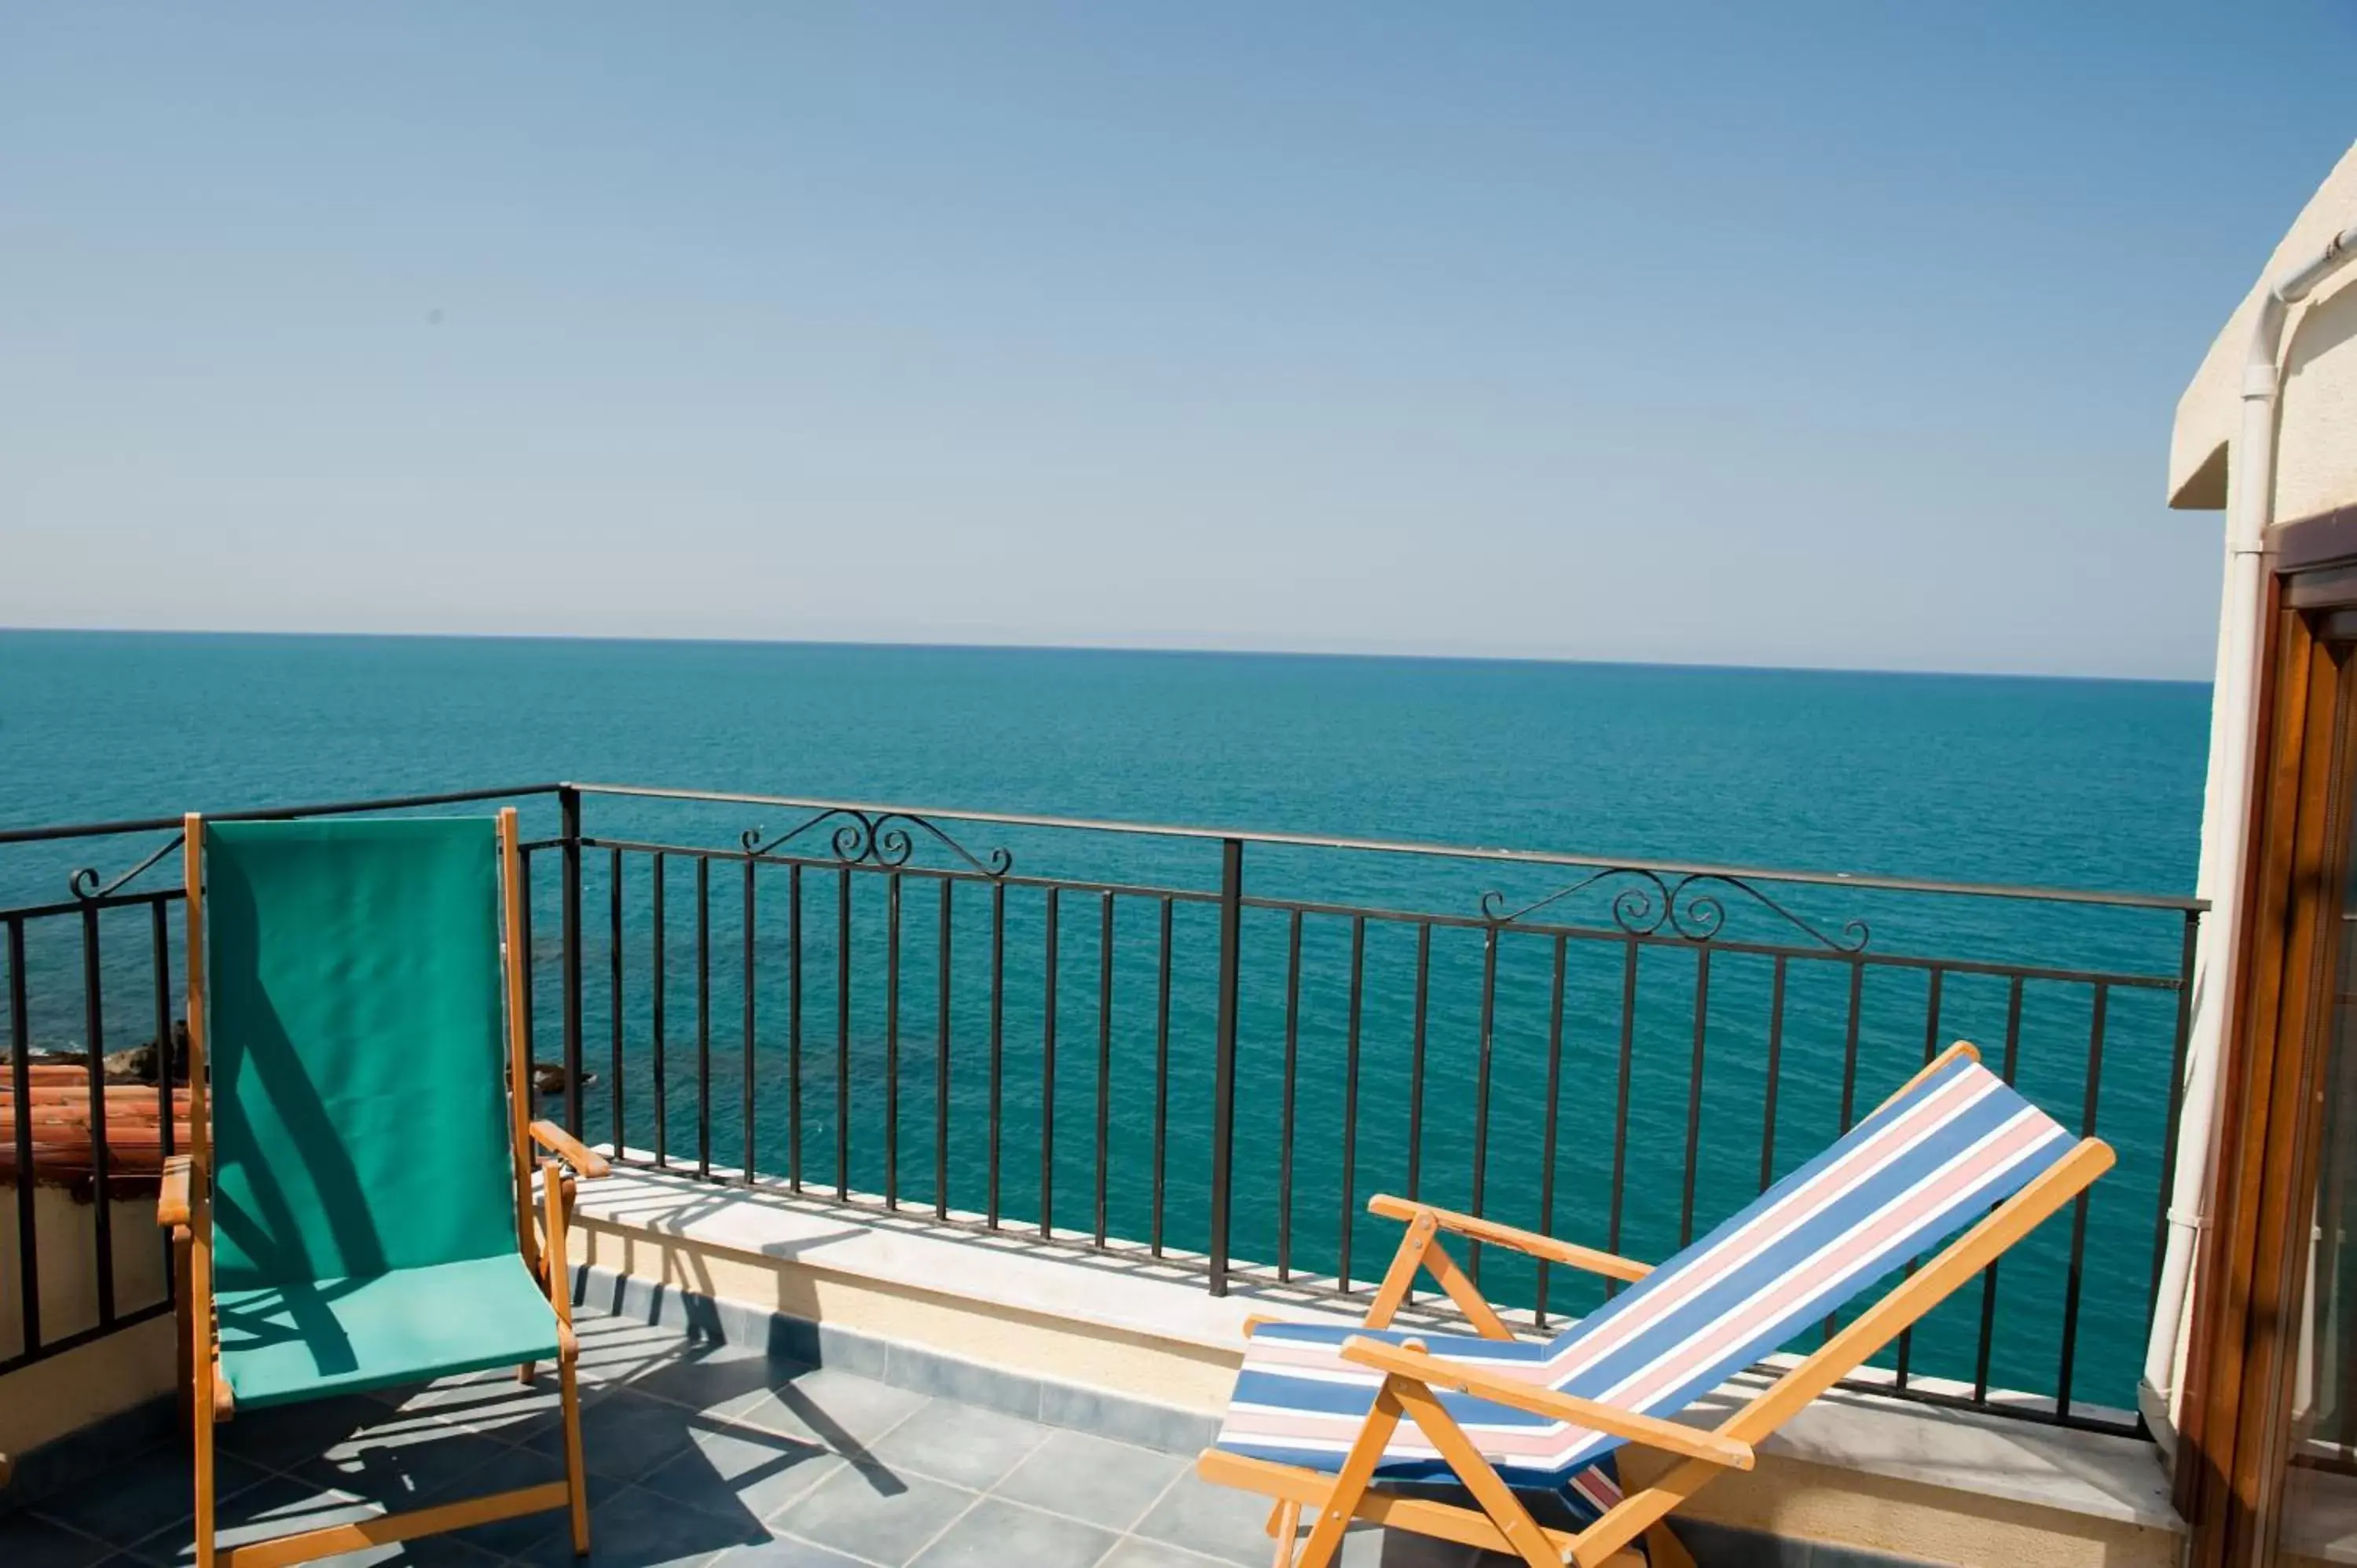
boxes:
[156,809,609,1568]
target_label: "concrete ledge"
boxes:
[572,1165,2190,1568]
[571,1261,1219,1455]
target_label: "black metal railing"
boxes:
[0,781,2203,1438]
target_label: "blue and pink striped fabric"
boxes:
[1211,1053,2075,1524]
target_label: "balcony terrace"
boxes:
[0,784,2203,1566]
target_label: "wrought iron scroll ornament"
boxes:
[740,808,1013,878]
[1479,867,1870,954]
[69,832,186,903]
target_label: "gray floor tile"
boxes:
[712,1368,927,1459]
[1670,1518,1809,1568]
[29,1445,270,1548]
[0,1514,115,1568]
[295,1424,516,1510]
[427,1444,588,1559]
[572,1322,711,1389]
[121,1475,381,1566]
[992,1431,1186,1533]
[509,1480,765,1567]
[706,1535,877,1568]
[362,1364,517,1408]
[626,1346,804,1416]
[532,1389,700,1479]
[1133,1471,1296,1567]
[764,1461,978,1566]
[213,1394,406,1472]
[638,1425,844,1526]
[403,1382,570,1445]
[300,1533,514,1568]
[1355,1527,1476,1567]
[374,1537,517,1566]
[862,1399,1050,1492]
[1096,1540,1235,1568]
[908,1497,1116,1568]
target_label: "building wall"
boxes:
[2171,140,2357,520]
[0,1186,170,1363]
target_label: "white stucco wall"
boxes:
[2171,140,2357,520]
[0,1185,170,1363]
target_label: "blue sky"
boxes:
[3,5,2350,677]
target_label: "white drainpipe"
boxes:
[2143,218,2357,1426]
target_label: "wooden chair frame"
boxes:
[1197,1043,2116,1568]
[156,808,612,1568]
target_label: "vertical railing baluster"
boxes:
[789,863,803,1192]
[1339,914,1365,1295]
[936,877,953,1222]
[742,855,757,1185]
[989,879,1006,1230]
[151,900,174,1165]
[837,867,852,1202]
[1758,955,1786,1192]
[560,787,585,1136]
[1470,922,1498,1284]
[885,872,901,1210]
[151,899,178,1319]
[610,850,625,1160]
[1278,910,1302,1283]
[1973,975,2025,1403]
[2056,982,2107,1422]
[1895,965,1945,1390]
[1824,958,1865,1343]
[9,918,40,1359]
[1208,838,1243,1297]
[651,854,666,1169]
[1407,922,1430,1203]
[1605,940,1638,1298]
[1536,933,1567,1328]
[1094,890,1113,1250]
[81,901,113,1326]
[697,857,711,1181]
[1040,886,1058,1240]
[1152,896,1172,1258]
[1838,959,1865,1130]
[1677,948,1709,1251]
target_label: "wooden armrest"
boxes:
[157,1155,192,1228]
[530,1120,612,1178]
[1365,1194,1650,1284]
[1338,1336,1753,1471]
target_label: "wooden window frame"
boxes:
[2179,566,2357,1568]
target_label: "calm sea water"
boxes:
[0,631,2209,1412]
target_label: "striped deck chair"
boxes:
[1197,1043,2112,1568]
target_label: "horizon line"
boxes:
[0,622,2212,688]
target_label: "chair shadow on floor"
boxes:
[181,1307,920,1566]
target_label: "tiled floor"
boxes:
[0,1306,1470,1568]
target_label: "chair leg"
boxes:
[1293,1380,1403,1568]
[558,1339,591,1555]
[1267,1500,1301,1568]
[192,1394,216,1568]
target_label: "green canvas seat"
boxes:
[205,817,551,1404]
[169,811,598,1566]
[215,1255,561,1408]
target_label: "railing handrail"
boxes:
[0,783,566,847]
[569,781,2210,914]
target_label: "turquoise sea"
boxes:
[0,631,2209,1415]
